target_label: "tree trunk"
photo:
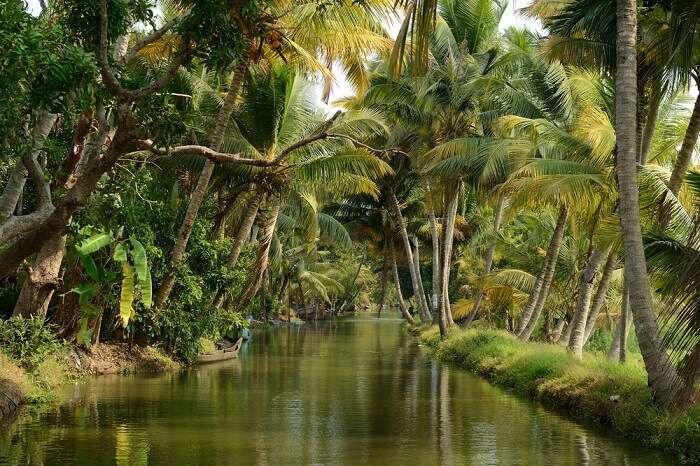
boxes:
[568,249,607,358]
[583,251,617,344]
[464,195,505,327]
[439,186,460,330]
[519,205,569,341]
[0,111,57,220]
[639,82,662,165]
[154,59,249,308]
[228,191,262,267]
[608,285,631,362]
[425,182,441,322]
[212,191,263,308]
[388,191,431,323]
[667,82,700,196]
[236,198,281,310]
[551,317,567,343]
[616,0,679,406]
[0,160,29,221]
[390,241,415,325]
[154,160,215,308]
[13,233,66,317]
[0,103,134,280]
[412,236,431,321]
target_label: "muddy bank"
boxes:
[0,343,179,422]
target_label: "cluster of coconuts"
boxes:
[266,30,283,51]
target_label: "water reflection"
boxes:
[1,317,673,465]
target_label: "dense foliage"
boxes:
[1,0,700,421]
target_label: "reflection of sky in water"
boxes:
[1,318,674,465]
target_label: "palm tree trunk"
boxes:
[608,285,631,362]
[583,251,617,344]
[412,236,430,320]
[616,0,678,406]
[464,195,505,327]
[568,249,607,358]
[236,198,281,310]
[212,191,263,308]
[639,82,662,165]
[388,191,431,323]
[439,187,460,330]
[519,205,568,341]
[228,191,262,267]
[154,58,249,308]
[425,182,441,322]
[667,81,700,196]
[552,317,567,343]
[390,241,415,325]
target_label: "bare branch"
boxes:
[136,140,278,167]
[98,0,191,101]
[121,18,181,65]
[274,110,342,162]
[326,133,407,157]
[98,0,127,97]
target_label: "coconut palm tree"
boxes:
[615,0,679,406]
[209,65,391,310]
[155,0,394,308]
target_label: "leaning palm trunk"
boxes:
[212,191,263,308]
[388,191,431,322]
[639,82,662,165]
[616,0,679,406]
[439,187,460,331]
[236,198,281,310]
[13,234,66,317]
[568,249,607,358]
[390,242,415,325]
[658,85,700,228]
[464,195,506,327]
[519,206,569,341]
[667,83,700,197]
[582,251,617,344]
[154,58,249,308]
[227,191,262,267]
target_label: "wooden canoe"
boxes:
[196,337,243,364]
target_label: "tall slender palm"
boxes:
[615,0,678,406]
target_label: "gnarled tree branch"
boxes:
[136,140,277,166]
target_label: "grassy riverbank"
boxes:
[0,344,179,420]
[413,326,700,463]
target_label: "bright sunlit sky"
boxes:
[25,0,542,106]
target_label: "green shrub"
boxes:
[0,316,66,370]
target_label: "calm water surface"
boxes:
[1,317,673,465]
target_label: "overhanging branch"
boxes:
[136,140,277,167]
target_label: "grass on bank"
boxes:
[413,326,700,463]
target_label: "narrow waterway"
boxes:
[1,317,672,465]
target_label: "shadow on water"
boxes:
[0,315,674,465]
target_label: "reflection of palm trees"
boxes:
[438,366,454,465]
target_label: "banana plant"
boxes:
[70,227,152,346]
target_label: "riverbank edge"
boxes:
[409,325,700,463]
[0,343,180,421]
